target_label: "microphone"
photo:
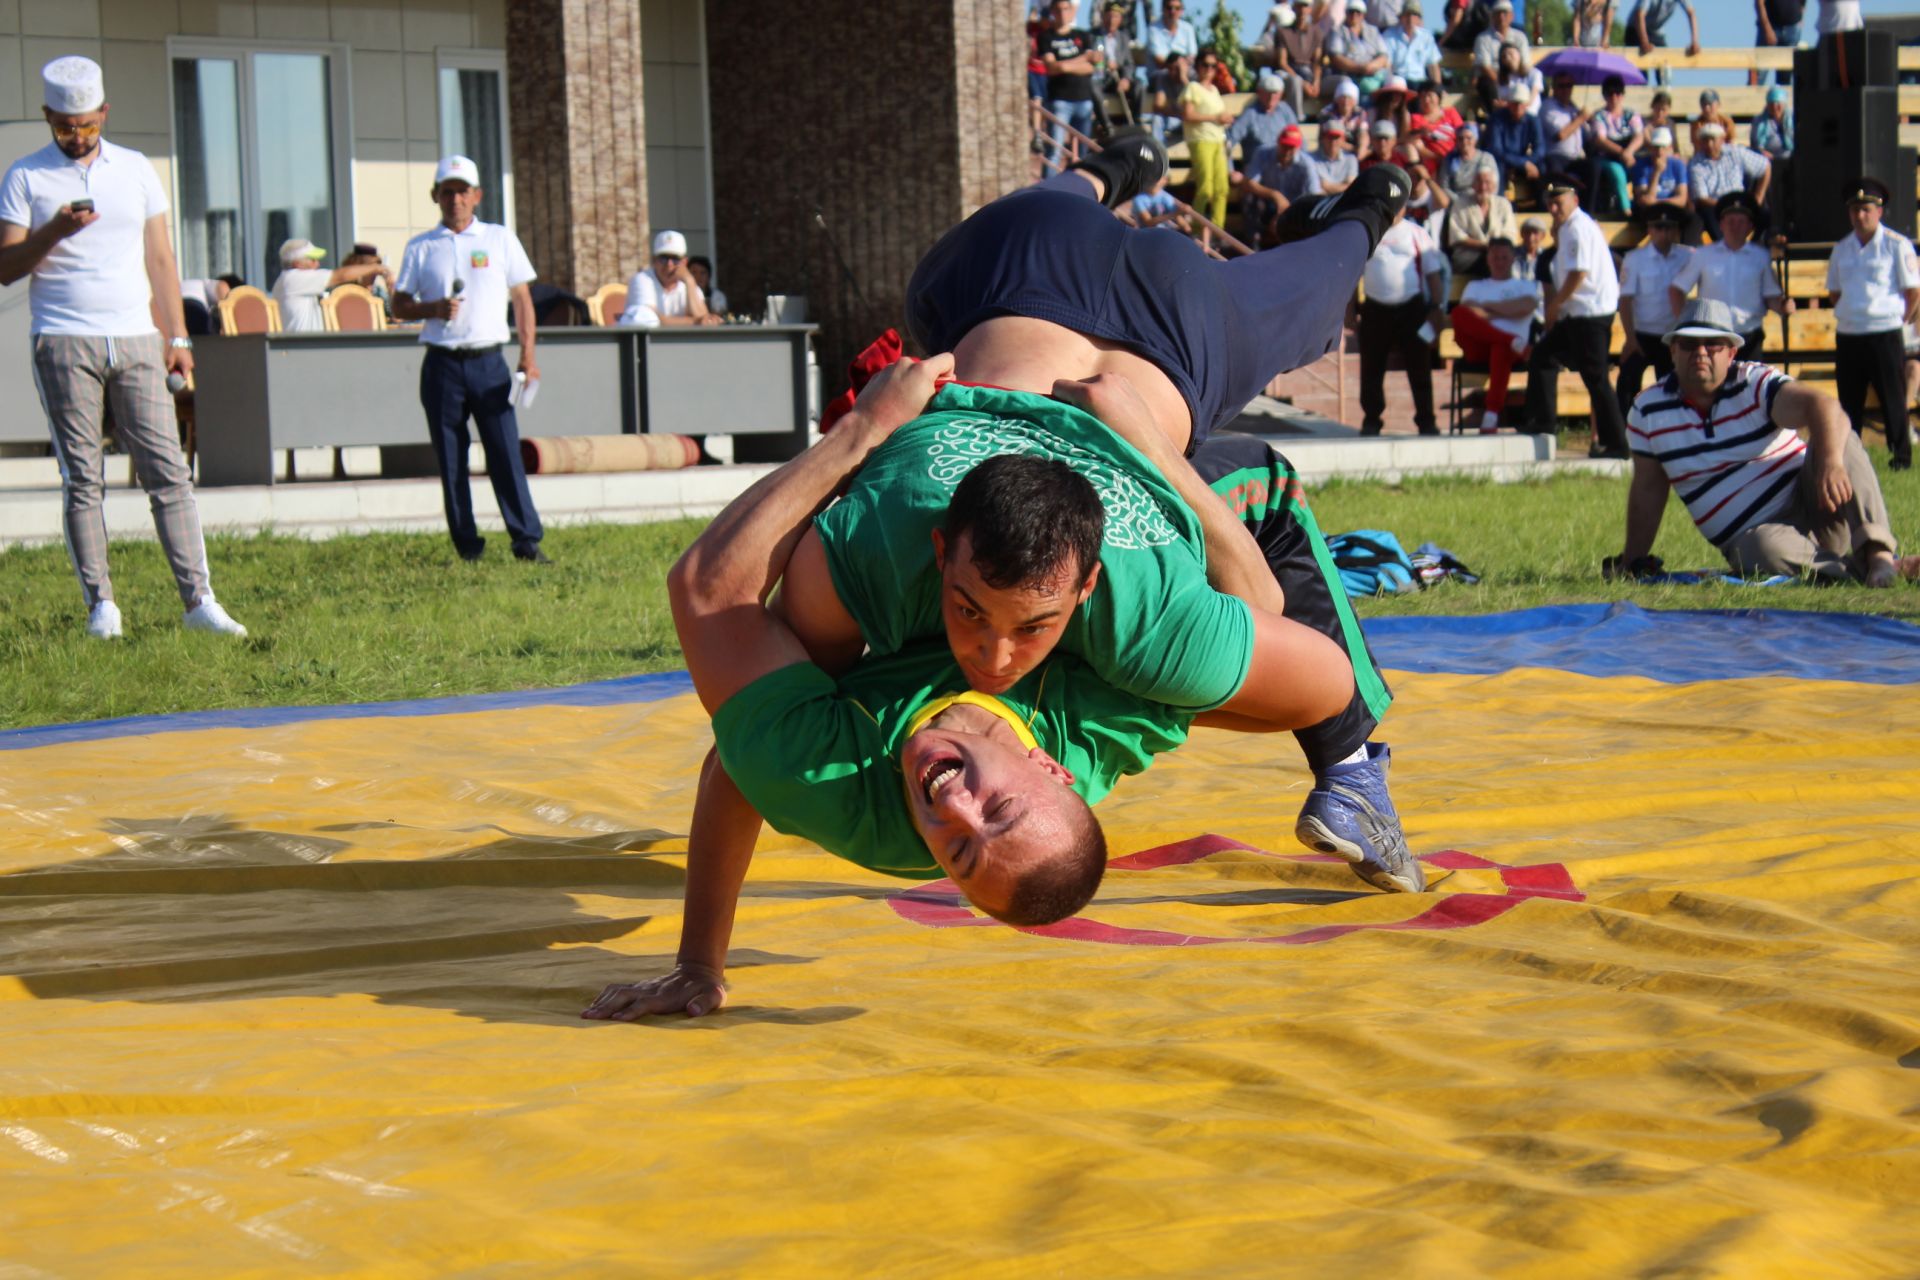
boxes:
[452,278,465,295]
[166,372,187,393]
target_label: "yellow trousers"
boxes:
[1188,140,1229,228]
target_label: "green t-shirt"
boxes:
[711,643,1191,879]
[814,384,1255,712]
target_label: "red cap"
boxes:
[1279,125,1304,147]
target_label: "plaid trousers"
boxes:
[32,332,211,610]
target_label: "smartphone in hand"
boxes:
[69,198,94,214]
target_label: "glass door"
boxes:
[170,57,244,280]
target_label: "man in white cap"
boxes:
[1611,298,1915,587]
[1826,177,1919,471]
[391,155,547,564]
[0,55,245,639]
[619,231,722,328]
[1686,122,1771,244]
[1225,72,1299,169]
[270,237,394,333]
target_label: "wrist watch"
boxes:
[169,337,193,350]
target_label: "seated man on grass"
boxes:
[1608,298,1919,589]
[583,147,1417,1021]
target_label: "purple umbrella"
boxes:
[1534,48,1648,86]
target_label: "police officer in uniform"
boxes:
[392,155,548,562]
[1826,176,1919,470]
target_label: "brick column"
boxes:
[507,0,649,297]
[704,0,1029,378]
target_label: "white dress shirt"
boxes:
[394,219,536,349]
[1826,224,1920,335]
[1619,242,1694,336]
[1363,219,1444,306]
[272,267,331,333]
[0,140,167,337]
[1552,209,1620,318]
[1670,241,1779,335]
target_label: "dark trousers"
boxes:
[1190,434,1391,771]
[1358,296,1437,435]
[1836,327,1913,467]
[1524,313,1627,451]
[420,347,544,557]
[1614,331,1675,418]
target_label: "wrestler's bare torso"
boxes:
[951,316,1194,456]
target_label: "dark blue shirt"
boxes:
[1485,109,1546,174]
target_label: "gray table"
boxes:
[192,324,817,486]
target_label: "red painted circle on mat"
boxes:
[886,834,1585,946]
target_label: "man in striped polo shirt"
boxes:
[1609,298,1916,588]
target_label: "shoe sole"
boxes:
[1295,813,1422,894]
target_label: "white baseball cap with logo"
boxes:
[652,230,689,258]
[433,155,482,188]
[43,56,104,114]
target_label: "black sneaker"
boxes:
[514,545,553,565]
[1274,163,1412,254]
[1067,130,1169,210]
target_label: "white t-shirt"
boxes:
[393,219,536,349]
[1552,209,1620,318]
[1363,219,1444,306]
[1826,225,1920,335]
[1671,241,1779,335]
[272,267,331,333]
[1619,242,1694,336]
[707,285,729,314]
[1461,275,1540,343]
[1818,1,1863,34]
[0,140,169,337]
[619,267,708,326]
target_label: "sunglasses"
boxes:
[1673,337,1735,354]
[51,122,101,140]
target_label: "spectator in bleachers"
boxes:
[1321,78,1368,141]
[1403,148,1452,226]
[620,230,722,328]
[1326,4,1391,98]
[1367,0,1405,22]
[270,238,394,333]
[1524,175,1630,456]
[1517,216,1549,285]
[1274,4,1326,120]
[1361,118,1401,172]
[1757,1,1804,87]
[1148,52,1192,144]
[1626,0,1700,61]
[1180,50,1234,227]
[1039,0,1105,164]
[1227,73,1300,167]
[1751,86,1794,161]
[1446,163,1518,274]
[1357,209,1448,435]
[1452,236,1541,432]
[342,241,394,315]
[1616,207,1694,413]
[1826,177,1919,470]
[1121,171,1197,235]
[1407,80,1463,175]
[1383,1,1443,87]
[1307,119,1360,194]
[1368,75,1414,138]
[1493,42,1545,118]
[1443,120,1500,197]
[1689,89,1735,155]
[1687,124,1772,243]
[1586,75,1643,217]
[1473,3,1529,110]
[1540,73,1593,182]
[1642,90,1678,150]
[1147,0,1200,92]
[1570,0,1615,47]
[1630,126,1697,241]
[1098,2,1147,124]
[687,255,727,315]
[1668,192,1790,362]
[1486,82,1547,201]
[1235,124,1317,243]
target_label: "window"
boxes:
[438,51,512,228]
[169,40,353,288]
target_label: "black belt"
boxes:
[429,344,501,360]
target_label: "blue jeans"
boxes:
[1763,23,1801,85]
[1046,98,1096,164]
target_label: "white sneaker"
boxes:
[183,598,248,637]
[86,600,123,640]
[1479,410,1501,435]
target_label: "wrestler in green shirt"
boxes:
[813,382,1256,711]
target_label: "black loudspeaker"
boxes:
[1792,29,1897,89]
[1790,87,1910,241]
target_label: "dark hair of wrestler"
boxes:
[992,801,1108,926]
[943,455,1104,592]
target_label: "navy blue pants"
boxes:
[906,171,1370,447]
[420,347,543,557]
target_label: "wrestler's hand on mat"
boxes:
[1050,372,1168,462]
[849,351,956,438]
[582,964,728,1021]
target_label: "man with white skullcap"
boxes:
[0,56,246,639]
[391,155,548,564]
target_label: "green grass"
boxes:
[2,449,1915,731]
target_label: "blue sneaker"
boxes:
[1294,743,1424,893]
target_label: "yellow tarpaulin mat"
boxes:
[2,658,1918,1275]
